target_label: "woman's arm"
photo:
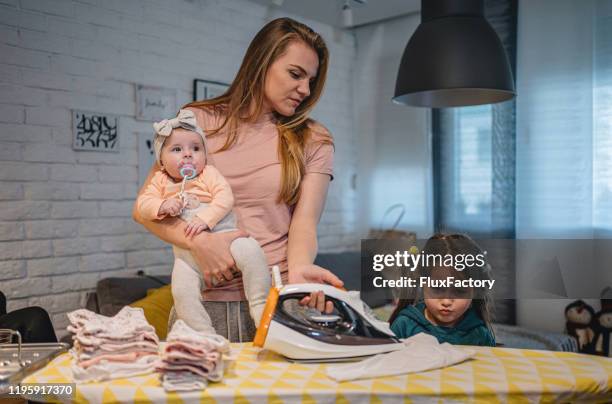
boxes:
[287,172,344,311]
[133,164,245,286]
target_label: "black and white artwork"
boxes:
[72,110,119,152]
[193,79,229,101]
[136,85,177,121]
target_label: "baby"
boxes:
[136,109,271,334]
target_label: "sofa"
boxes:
[84,251,578,352]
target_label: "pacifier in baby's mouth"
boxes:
[179,164,197,180]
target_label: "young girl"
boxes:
[136,109,271,334]
[389,234,496,346]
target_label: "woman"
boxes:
[133,17,343,341]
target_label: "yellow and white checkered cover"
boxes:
[22,343,612,403]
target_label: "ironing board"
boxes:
[19,343,612,403]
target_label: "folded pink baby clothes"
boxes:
[326,333,475,382]
[68,306,157,340]
[66,307,159,382]
[71,354,159,382]
[157,320,230,391]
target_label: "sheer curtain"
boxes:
[516,0,612,331]
[434,0,517,239]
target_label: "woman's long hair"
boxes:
[388,233,494,331]
[185,17,331,205]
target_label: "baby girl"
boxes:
[136,109,270,334]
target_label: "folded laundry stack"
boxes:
[67,307,159,382]
[157,320,230,392]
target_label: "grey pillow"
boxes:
[96,276,170,316]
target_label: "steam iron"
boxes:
[254,267,404,362]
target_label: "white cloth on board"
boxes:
[326,333,475,382]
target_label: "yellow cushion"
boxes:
[130,284,173,339]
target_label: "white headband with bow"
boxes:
[152,109,207,166]
[153,109,204,137]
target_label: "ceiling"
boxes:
[246,0,421,28]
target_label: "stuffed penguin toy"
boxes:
[593,309,612,356]
[565,300,596,353]
[593,287,612,356]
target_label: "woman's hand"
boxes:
[289,264,344,313]
[188,229,248,288]
[289,264,343,286]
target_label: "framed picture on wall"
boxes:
[193,79,229,101]
[136,85,177,122]
[72,110,120,152]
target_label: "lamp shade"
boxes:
[393,0,515,108]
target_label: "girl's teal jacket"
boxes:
[390,302,495,347]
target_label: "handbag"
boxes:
[368,203,416,242]
[367,203,417,304]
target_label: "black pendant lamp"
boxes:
[393,0,515,108]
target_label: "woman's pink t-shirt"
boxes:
[187,106,334,301]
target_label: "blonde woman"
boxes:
[133,18,343,341]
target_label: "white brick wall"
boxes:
[0,0,359,337]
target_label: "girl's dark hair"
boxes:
[388,233,494,330]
